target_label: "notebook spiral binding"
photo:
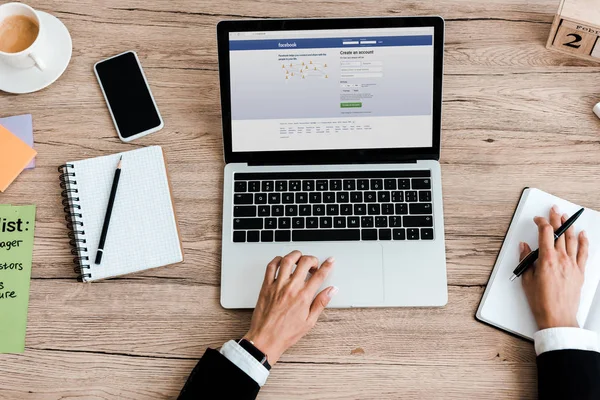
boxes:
[58,164,91,282]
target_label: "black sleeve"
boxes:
[537,349,600,400]
[178,348,260,400]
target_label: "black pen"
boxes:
[94,156,123,265]
[510,207,585,281]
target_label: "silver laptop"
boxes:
[218,17,447,308]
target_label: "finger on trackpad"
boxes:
[282,243,384,307]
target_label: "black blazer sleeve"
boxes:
[178,348,260,400]
[537,349,600,400]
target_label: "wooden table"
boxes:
[2,0,600,398]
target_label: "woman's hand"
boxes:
[244,251,338,365]
[521,206,588,330]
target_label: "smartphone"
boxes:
[94,51,164,142]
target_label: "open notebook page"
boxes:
[69,146,182,281]
[585,287,600,334]
[477,188,600,339]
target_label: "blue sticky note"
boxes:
[0,115,34,169]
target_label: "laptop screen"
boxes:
[228,26,435,153]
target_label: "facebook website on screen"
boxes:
[228,27,435,152]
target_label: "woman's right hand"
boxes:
[520,206,588,330]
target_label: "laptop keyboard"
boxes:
[232,171,434,242]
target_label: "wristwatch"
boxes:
[237,338,271,370]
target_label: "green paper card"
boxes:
[0,205,35,353]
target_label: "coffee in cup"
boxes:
[0,14,39,53]
[0,3,46,70]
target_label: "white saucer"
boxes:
[0,11,72,94]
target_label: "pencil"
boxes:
[94,156,123,265]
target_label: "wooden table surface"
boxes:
[2,0,600,398]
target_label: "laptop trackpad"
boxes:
[282,243,384,307]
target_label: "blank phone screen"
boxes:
[95,52,162,138]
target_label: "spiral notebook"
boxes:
[477,188,600,340]
[59,146,183,281]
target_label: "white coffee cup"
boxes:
[0,2,46,70]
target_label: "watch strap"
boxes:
[237,338,271,370]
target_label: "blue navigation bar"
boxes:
[229,35,432,51]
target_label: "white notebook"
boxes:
[59,146,183,282]
[477,188,600,340]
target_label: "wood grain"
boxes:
[2,0,600,398]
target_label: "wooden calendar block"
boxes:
[552,20,598,55]
[547,0,600,62]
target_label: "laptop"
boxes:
[218,16,447,308]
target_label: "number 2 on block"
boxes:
[563,33,582,48]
